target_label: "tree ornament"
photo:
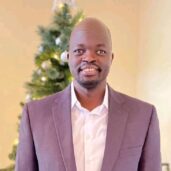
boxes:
[37,69,42,75]
[55,37,61,45]
[60,51,68,63]
[25,94,32,102]
[47,68,60,80]
[38,45,44,53]
[41,60,51,69]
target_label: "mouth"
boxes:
[79,65,101,76]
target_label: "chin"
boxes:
[78,80,99,89]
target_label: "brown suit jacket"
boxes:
[15,85,162,171]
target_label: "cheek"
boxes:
[102,60,112,69]
[68,57,80,65]
[68,59,79,74]
[102,62,112,75]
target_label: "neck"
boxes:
[73,81,107,111]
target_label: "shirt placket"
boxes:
[84,112,94,171]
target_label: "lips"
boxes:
[79,64,101,76]
[82,68,98,76]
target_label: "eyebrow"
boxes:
[96,44,106,47]
[76,43,106,47]
[76,44,85,47]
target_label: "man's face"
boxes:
[68,23,113,89]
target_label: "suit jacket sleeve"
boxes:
[15,104,38,171]
[139,106,162,171]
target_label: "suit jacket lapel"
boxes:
[52,85,77,171]
[51,85,128,171]
[101,87,128,171]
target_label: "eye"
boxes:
[73,49,85,56]
[96,49,106,55]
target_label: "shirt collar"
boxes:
[71,82,108,109]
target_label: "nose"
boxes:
[82,50,96,63]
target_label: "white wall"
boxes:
[137,0,171,164]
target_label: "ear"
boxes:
[111,53,114,63]
[67,52,69,60]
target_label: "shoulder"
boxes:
[108,86,156,117]
[26,85,71,113]
[21,85,71,129]
[108,86,159,135]
[109,86,152,105]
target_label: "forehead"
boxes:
[70,30,110,46]
[69,23,112,49]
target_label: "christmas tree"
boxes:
[1,1,84,170]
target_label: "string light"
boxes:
[41,76,47,82]
[53,54,59,59]
[14,138,19,145]
[78,16,84,23]
[59,3,64,9]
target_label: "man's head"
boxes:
[67,17,114,89]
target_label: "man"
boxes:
[15,18,161,171]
